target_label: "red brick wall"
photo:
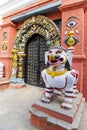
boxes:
[0,21,17,78]
[83,9,87,100]
[60,0,85,94]
[62,0,84,7]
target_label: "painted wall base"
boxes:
[10,77,25,83]
[10,78,26,88]
[30,93,85,130]
[10,83,26,89]
[0,78,10,90]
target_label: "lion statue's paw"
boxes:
[61,102,73,109]
[73,89,79,94]
[41,96,53,103]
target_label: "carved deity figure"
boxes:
[41,46,79,109]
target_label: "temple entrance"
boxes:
[10,15,61,86]
[24,34,48,87]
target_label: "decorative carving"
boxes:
[11,15,61,83]
[17,52,26,79]
[64,16,80,47]
[2,40,7,51]
[14,15,61,52]
[11,48,18,78]
[2,32,8,51]
[64,30,79,46]
[41,46,79,109]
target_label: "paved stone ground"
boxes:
[0,85,87,130]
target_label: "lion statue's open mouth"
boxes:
[49,58,64,66]
[50,58,64,63]
[48,50,66,66]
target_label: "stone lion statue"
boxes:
[41,46,79,109]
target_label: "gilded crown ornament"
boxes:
[64,30,79,46]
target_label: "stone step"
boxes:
[30,97,85,130]
[0,78,10,84]
[32,93,84,123]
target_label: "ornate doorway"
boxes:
[25,34,47,87]
[10,15,61,86]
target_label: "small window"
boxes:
[53,19,61,33]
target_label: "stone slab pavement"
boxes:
[0,85,87,130]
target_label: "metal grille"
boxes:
[24,34,48,87]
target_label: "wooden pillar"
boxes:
[17,52,26,83]
[10,48,18,82]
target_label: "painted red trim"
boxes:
[65,91,73,93]
[46,87,53,89]
[46,90,53,93]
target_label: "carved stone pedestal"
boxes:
[30,93,85,130]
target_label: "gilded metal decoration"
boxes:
[2,32,8,51]
[14,15,61,52]
[10,48,18,81]
[64,16,80,47]
[17,52,26,79]
[2,40,7,51]
[12,48,18,67]
[64,30,79,46]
